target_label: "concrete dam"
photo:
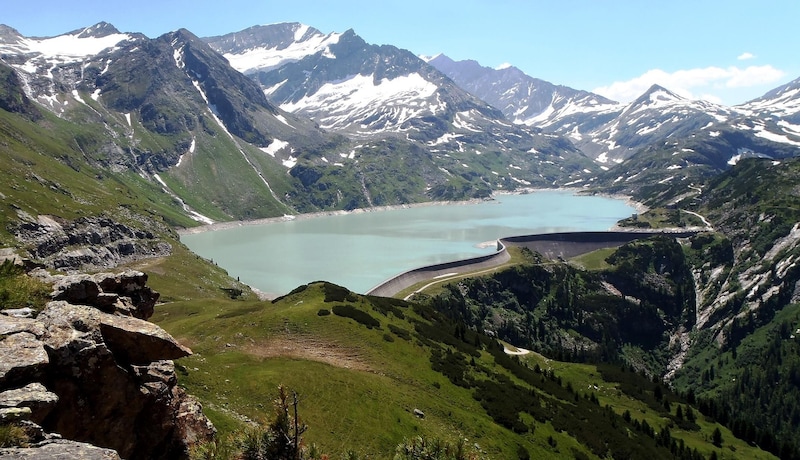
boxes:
[366,229,700,298]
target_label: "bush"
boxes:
[0,260,50,311]
[0,423,29,448]
[317,309,331,316]
[388,324,412,341]
[323,283,358,303]
[368,295,408,319]
[332,304,380,329]
[394,435,482,460]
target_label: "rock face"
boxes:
[0,270,215,459]
[12,215,172,273]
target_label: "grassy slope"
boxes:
[152,280,774,459]
[0,109,198,236]
[153,284,538,459]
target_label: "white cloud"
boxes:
[496,62,513,70]
[593,65,786,104]
[737,52,756,61]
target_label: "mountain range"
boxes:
[1,19,800,459]
[2,21,798,223]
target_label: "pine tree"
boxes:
[712,427,723,447]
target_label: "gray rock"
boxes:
[38,301,191,365]
[0,332,48,388]
[0,272,212,458]
[0,316,45,337]
[0,439,121,459]
[0,383,59,423]
[0,406,32,422]
[41,271,158,320]
[0,308,36,319]
[12,215,171,273]
[99,314,192,365]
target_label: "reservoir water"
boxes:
[180,191,635,297]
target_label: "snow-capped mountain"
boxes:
[425,54,618,127]
[3,20,798,214]
[740,76,800,122]
[208,25,507,138]
[591,83,800,201]
[0,21,600,219]
[575,84,740,164]
[206,23,599,190]
[0,23,144,112]
[205,23,342,75]
[0,22,341,220]
[429,54,800,174]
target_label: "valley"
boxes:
[0,16,798,460]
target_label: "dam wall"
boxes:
[366,241,510,298]
[500,230,699,260]
[366,229,699,298]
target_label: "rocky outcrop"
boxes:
[35,269,160,320]
[12,214,172,273]
[0,439,121,459]
[0,270,214,459]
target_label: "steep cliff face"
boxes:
[0,268,214,459]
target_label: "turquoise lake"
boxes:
[180,191,635,297]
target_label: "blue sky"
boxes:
[4,0,798,105]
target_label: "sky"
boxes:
[4,0,798,106]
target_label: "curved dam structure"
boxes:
[366,229,700,298]
[366,240,511,299]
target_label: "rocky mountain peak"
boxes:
[74,22,122,39]
[206,22,325,54]
[0,24,23,44]
[739,75,800,122]
[630,84,685,107]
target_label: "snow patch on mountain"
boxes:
[1,25,135,78]
[752,123,800,146]
[429,132,462,146]
[260,139,289,156]
[740,84,800,118]
[8,30,133,61]
[453,111,482,133]
[280,73,440,131]
[222,31,341,74]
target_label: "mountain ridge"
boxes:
[1,18,799,460]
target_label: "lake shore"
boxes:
[176,188,647,236]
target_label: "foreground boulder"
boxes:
[0,270,214,459]
[0,439,121,459]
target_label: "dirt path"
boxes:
[244,336,372,372]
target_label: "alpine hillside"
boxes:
[0,22,341,223]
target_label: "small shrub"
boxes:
[383,333,395,342]
[317,309,331,316]
[368,295,408,319]
[220,287,243,299]
[0,423,29,448]
[332,304,380,329]
[394,435,482,460]
[323,283,357,303]
[0,260,50,311]
[388,323,412,341]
